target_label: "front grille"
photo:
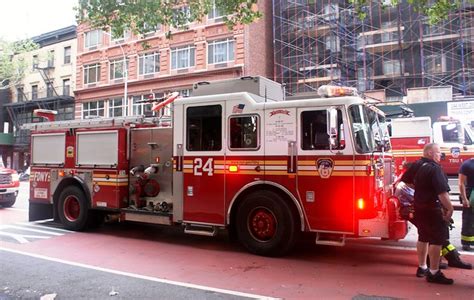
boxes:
[0,173,12,184]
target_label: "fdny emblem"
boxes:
[451,147,460,158]
[316,158,334,179]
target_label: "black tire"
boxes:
[57,186,90,231]
[236,190,298,257]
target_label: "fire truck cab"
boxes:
[390,116,474,175]
[26,77,406,256]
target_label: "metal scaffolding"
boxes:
[273,0,473,99]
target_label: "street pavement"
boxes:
[0,249,259,300]
[0,182,473,299]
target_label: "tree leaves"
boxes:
[76,0,262,39]
[350,0,468,24]
[0,39,39,89]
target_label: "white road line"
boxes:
[15,222,74,234]
[3,225,64,236]
[4,207,28,212]
[0,232,50,243]
[0,247,278,300]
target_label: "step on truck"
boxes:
[24,76,407,256]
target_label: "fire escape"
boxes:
[5,57,74,148]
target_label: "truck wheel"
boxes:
[58,186,90,231]
[236,190,297,257]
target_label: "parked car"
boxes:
[0,159,20,207]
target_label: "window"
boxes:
[132,95,154,116]
[47,50,55,67]
[108,97,127,117]
[381,21,399,43]
[441,124,462,143]
[301,110,345,150]
[17,87,24,102]
[84,63,101,84]
[423,22,445,36]
[82,100,105,119]
[229,115,259,150]
[110,29,131,43]
[31,85,38,100]
[172,6,192,27]
[32,55,38,69]
[109,59,128,80]
[142,22,161,34]
[55,106,74,121]
[349,105,391,153]
[383,59,403,76]
[84,30,102,48]
[424,54,446,74]
[46,82,54,97]
[64,46,71,64]
[186,105,222,151]
[208,39,235,64]
[138,52,160,75]
[179,89,192,97]
[63,79,71,96]
[171,45,195,70]
[209,1,224,20]
[325,35,340,52]
[322,4,338,20]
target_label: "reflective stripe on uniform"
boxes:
[461,235,474,242]
[441,244,456,256]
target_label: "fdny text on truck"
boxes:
[25,77,407,256]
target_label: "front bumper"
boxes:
[0,188,19,203]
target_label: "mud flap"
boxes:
[29,202,53,221]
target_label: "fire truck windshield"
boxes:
[349,105,391,153]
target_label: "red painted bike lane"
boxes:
[1,209,473,299]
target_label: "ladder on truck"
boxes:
[21,115,172,131]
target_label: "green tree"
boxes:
[0,39,38,90]
[76,0,262,39]
[351,0,471,24]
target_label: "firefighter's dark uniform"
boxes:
[401,157,472,269]
[460,158,474,250]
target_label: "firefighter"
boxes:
[459,158,474,251]
[395,169,472,271]
[400,143,454,284]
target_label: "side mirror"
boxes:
[440,153,446,161]
[327,108,338,148]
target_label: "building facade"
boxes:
[273,0,473,100]
[4,25,77,170]
[75,1,273,120]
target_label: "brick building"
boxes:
[74,1,273,119]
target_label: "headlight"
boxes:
[12,173,20,182]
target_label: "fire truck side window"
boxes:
[229,115,259,150]
[301,110,344,150]
[186,105,222,151]
[441,124,460,143]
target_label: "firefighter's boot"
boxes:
[443,245,472,269]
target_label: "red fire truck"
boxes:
[25,77,406,256]
[390,116,474,176]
